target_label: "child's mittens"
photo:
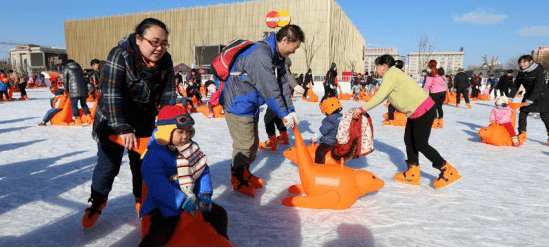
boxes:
[310,130,322,143]
[197,192,212,212]
[181,185,198,214]
[181,196,198,215]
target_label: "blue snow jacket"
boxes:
[220,33,295,118]
[0,82,7,92]
[139,131,212,218]
[319,112,342,146]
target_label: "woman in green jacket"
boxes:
[358,55,462,190]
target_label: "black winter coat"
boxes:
[510,63,549,113]
[62,62,88,98]
[453,72,469,89]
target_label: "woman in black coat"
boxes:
[509,55,549,141]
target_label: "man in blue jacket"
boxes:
[220,24,305,197]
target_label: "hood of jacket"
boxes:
[65,61,82,71]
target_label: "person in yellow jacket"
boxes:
[357,55,462,190]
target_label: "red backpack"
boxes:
[211,39,256,81]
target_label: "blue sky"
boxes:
[1,0,548,68]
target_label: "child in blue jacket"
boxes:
[310,97,343,164]
[139,105,228,246]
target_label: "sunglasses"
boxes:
[141,36,170,49]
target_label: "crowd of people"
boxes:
[4,16,548,246]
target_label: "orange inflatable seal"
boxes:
[283,142,338,165]
[303,90,319,102]
[478,102,525,146]
[50,95,74,126]
[196,105,225,118]
[382,112,407,126]
[282,126,384,210]
[108,135,232,246]
[338,93,353,100]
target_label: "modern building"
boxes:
[64,0,365,75]
[363,48,404,74]
[407,50,464,80]
[8,45,67,74]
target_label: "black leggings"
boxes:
[388,104,396,120]
[404,107,445,169]
[19,82,27,96]
[517,111,549,135]
[430,91,446,119]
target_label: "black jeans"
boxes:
[404,107,445,169]
[264,107,286,136]
[455,88,470,104]
[91,141,142,199]
[517,110,549,135]
[430,91,446,119]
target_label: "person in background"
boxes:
[90,59,102,96]
[454,68,471,109]
[18,74,29,100]
[423,60,447,128]
[0,77,10,101]
[420,69,428,87]
[62,60,90,124]
[303,68,313,99]
[487,74,499,98]
[509,55,549,144]
[83,18,176,229]
[498,70,514,97]
[38,89,67,126]
[358,55,462,190]
[324,62,338,98]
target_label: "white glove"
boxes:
[310,130,322,143]
[283,112,297,129]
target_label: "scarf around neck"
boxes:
[521,62,538,73]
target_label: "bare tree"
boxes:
[481,55,500,73]
[504,54,522,70]
[302,28,326,71]
[345,59,357,73]
[417,34,434,74]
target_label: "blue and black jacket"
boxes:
[220,34,294,118]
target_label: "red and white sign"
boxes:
[265,10,291,28]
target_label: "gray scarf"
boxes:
[520,62,538,73]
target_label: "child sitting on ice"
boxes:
[490,96,519,146]
[139,105,228,246]
[310,97,343,164]
[38,89,66,126]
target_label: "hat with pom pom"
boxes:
[154,105,195,146]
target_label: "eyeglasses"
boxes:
[141,36,170,49]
